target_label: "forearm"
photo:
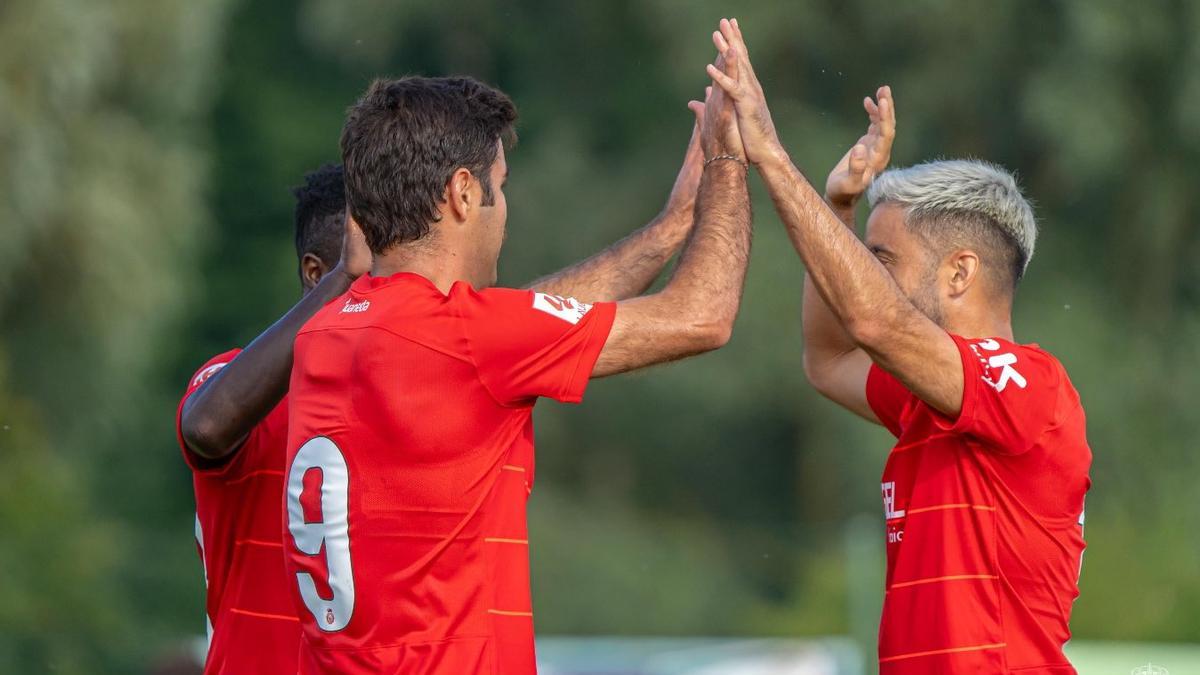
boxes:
[801,198,862,364]
[525,207,692,302]
[592,160,751,377]
[180,268,354,459]
[762,157,911,342]
[662,159,752,326]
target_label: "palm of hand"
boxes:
[825,89,895,207]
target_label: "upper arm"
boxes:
[853,306,964,418]
[591,292,729,378]
[176,350,246,470]
[803,346,879,424]
[463,288,617,404]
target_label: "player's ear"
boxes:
[445,168,474,222]
[301,252,329,291]
[947,249,980,298]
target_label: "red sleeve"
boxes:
[175,349,252,476]
[865,363,914,437]
[458,287,617,406]
[938,335,1063,455]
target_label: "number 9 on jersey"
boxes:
[287,436,355,631]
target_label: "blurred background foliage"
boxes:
[1,0,1198,671]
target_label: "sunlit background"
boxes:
[2,1,1198,673]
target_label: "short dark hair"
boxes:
[340,76,518,254]
[292,163,345,268]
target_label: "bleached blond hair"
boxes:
[867,159,1037,286]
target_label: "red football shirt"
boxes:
[284,272,616,674]
[866,334,1091,674]
[177,350,301,675]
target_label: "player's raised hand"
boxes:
[690,51,745,162]
[825,86,896,209]
[705,18,785,167]
[663,113,705,215]
[338,211,373,280]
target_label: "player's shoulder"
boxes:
[451,283,530,304]
[186,348,242,391]
[455,284,602,327]
[958,335,1072,396]
[449,283,528,318]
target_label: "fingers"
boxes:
[724,44,740,82]
[719,18,738,52]
[706,62,738,96]
[688,100,705,126]
[878,85,896,138]
[848,143,868,176]
[864,96,879,121]
[713,29,729,54]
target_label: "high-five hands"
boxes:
[825,86,896,209]
[664,118,706,215]
[704,18,786,168]
[689,52,745,162]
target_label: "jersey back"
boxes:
[284,272,614,674]
[178,349,301,675]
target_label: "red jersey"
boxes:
[285,272,616,674]
[177,349,301,675]
[866,334,1091,674]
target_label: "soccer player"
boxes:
[179,111,710,671]
[283,71,750,673]
[705,18,1092,675]
[176,165,369,675]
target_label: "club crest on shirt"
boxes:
[532,292,592,324]
[191,362,228,387]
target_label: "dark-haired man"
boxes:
[284,69,750,673]
[707,18,1091,675]
[181,92,712,671]
[177,165,369,675]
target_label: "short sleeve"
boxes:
[942,335,1063,455]
[866,363,914,437]
[458,287,617,406]
[175,349,250,476]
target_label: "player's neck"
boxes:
[371,240,482,295]
[945,306,1015,343]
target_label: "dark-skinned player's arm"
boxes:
[592,52,752,377]
[524,122,704,303]
[708,18,963,416]
[178,215,372,462]
[800,86,897,423]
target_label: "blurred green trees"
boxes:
[0,0,231,671]
[1,0,1198,671]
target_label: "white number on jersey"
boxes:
[286,436,355,632]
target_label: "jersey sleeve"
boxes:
[175,349,252,476]
[940,334,1064,455]
[865,363,914,437]
[459,287,617,406]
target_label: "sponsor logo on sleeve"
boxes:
[191,362,228,387]
[341,298,371,313]
[532,293,593,325]
[970,339,1027,392]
